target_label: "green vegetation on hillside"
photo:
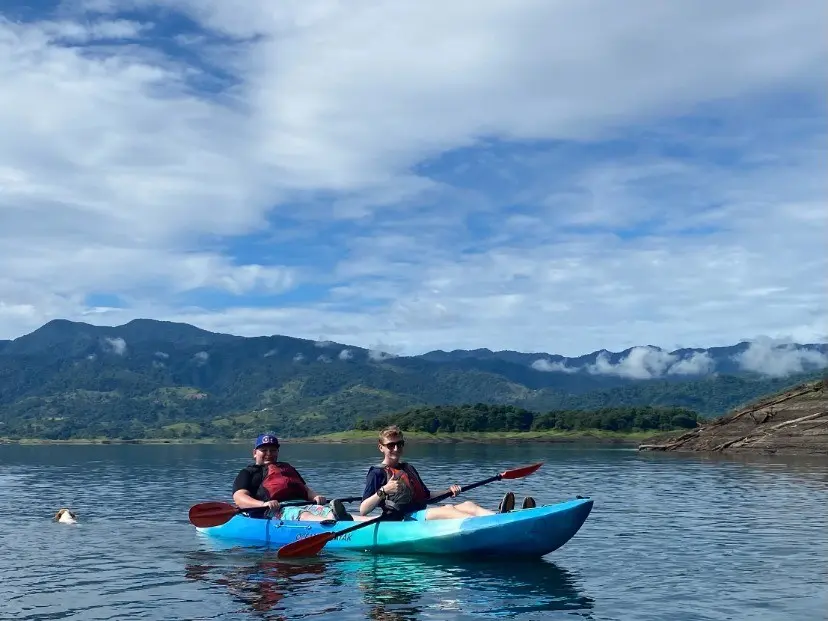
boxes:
[357,403,700,434]
[304,429,662,444]
[0,318,823,441]
[1,371,817,441]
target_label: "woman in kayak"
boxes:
[359,426,528,520]
[233,432,355,522]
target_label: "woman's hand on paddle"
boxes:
[312,495,327,504]
[448,484,462,497]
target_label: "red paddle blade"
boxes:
[500,462,543,480]
[276,532,336,558]
[188,501,239,528]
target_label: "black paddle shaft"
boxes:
[319,473,505,540]
[428,473,502,505]
[243,495,363,517]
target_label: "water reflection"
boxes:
[184,548,594,620]
[347,555,594,620]
[185,551,333,620]
[638,449,828,489]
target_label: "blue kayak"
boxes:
[195,497,593,558]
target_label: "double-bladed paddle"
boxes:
[188,496,364,528]
[275,461,543,559]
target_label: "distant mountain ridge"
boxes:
[1,318,240,356]
[0,318,824,440]
[419,340,827,379]
[5,318,826,378]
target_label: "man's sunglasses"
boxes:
[381,440,405,450]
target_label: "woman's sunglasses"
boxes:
[381,440,405,450]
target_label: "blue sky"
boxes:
[0,0,826,358]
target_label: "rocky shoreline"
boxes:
[639,378,827,456]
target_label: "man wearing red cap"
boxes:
[232,432,352,521]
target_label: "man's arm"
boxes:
[304,485,327,504]
[233,488,270,509]
[232,468,271,509]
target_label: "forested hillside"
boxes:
[360,403,701,434]
[0,318,823,440]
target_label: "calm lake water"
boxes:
[1,442,826,620]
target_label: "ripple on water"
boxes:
[1,443,827,620]
[179,549,595,621]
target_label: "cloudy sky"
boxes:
[1,0,826,356]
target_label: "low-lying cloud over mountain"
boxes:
[5,315,823,382]
[733,338,828,377]
[530,359,579,374]
[433,339,828,379]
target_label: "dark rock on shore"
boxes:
[638,378,827,456]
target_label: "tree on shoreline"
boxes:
[358,403,700,434]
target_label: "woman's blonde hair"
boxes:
[378,425,404,443]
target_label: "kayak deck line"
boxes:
[194,496,594,559]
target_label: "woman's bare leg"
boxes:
[453,500,495,516]
[424,501,495,520]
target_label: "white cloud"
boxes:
[586,347,678,380]
[531,358,577,373]
[734,338,828,377]
[103,336,127,355]
[667,352,716,376]
[338,348,353,360]
[40,19,150,43]
[364,339,404,361]
[0,0,825,358]
[529,348,720,378]
[192,351,209,364]
[0,243,294,299]
[97,0,825,195]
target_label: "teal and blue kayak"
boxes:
[195,497,593,558]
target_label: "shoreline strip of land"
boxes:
[0,429,663,446]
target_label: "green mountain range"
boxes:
[0,319,824,440]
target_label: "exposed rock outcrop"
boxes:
[639,378,827,456]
